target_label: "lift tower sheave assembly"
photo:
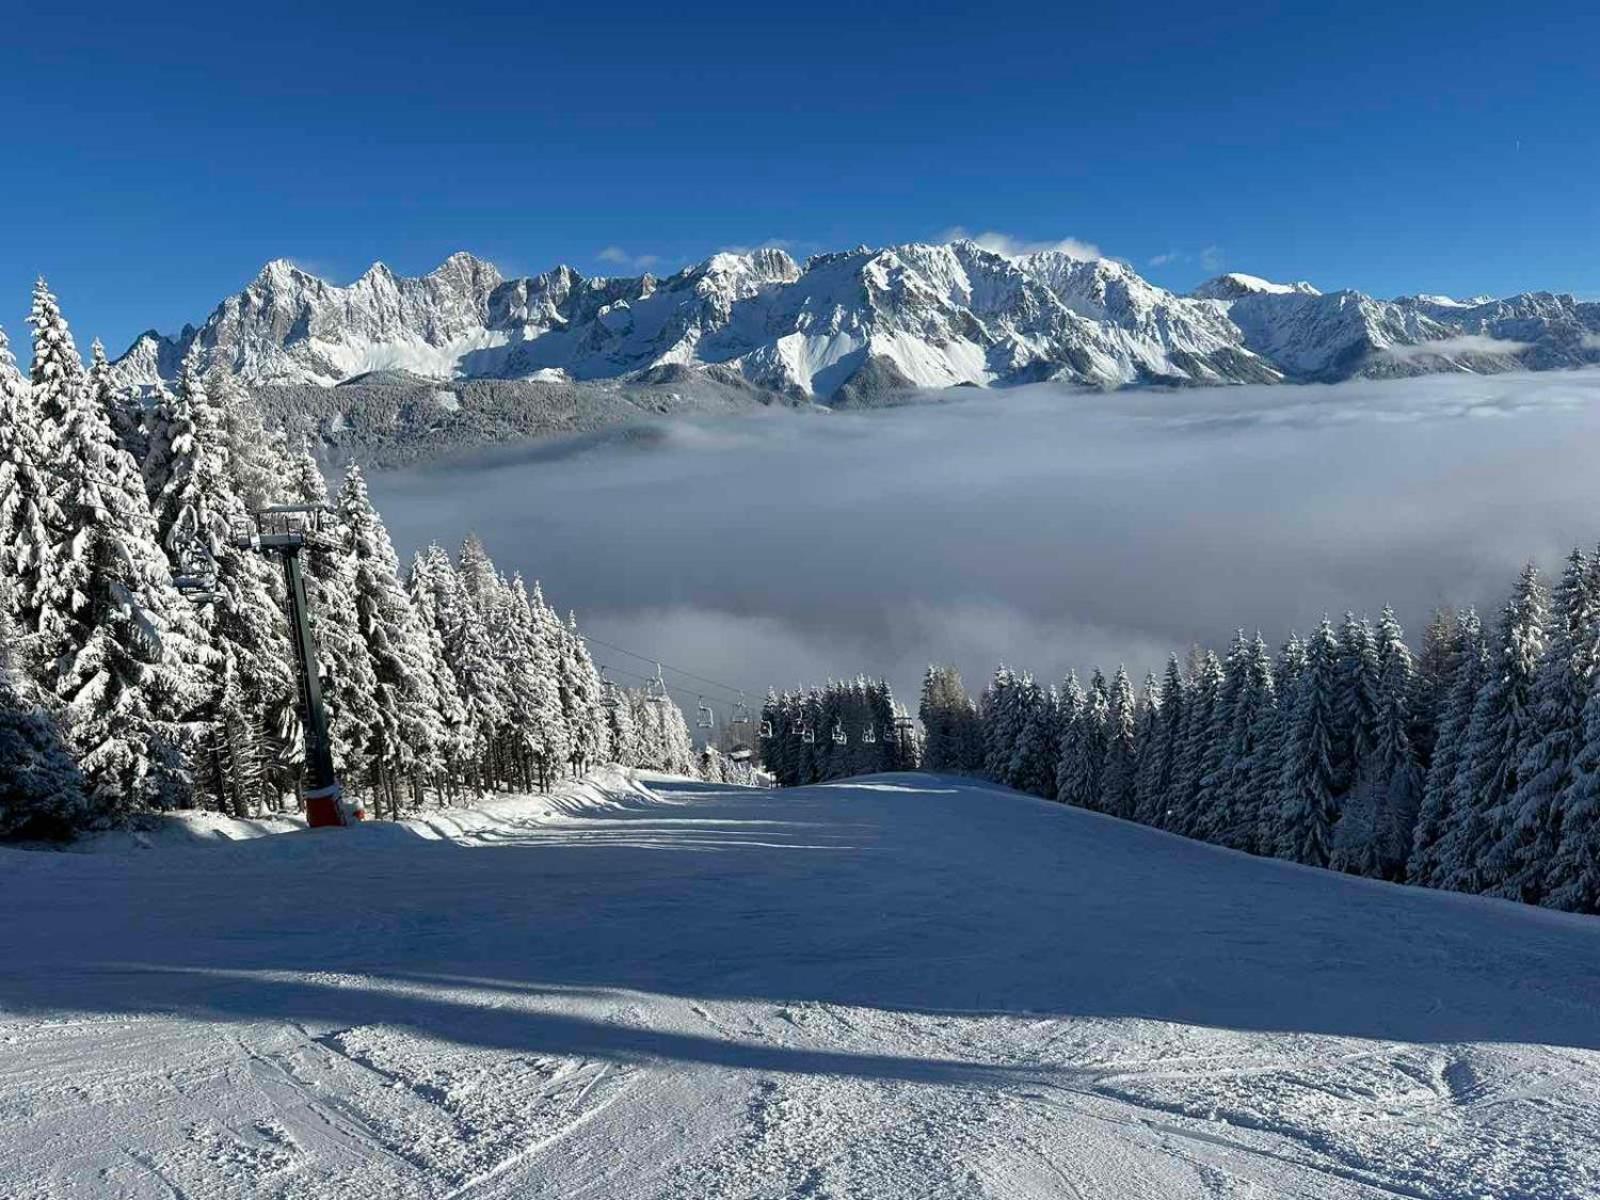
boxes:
[233,504,357,829]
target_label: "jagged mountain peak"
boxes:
[108,242,1600,398]
[1191,272,1322,300]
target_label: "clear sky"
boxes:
[5,1,1597,355]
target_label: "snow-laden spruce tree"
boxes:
[506,576,570,787]
[1052,671,1084,803]
[1408,609,1485,887]
[0,577,86,838]
[1133,655,1185,825]
[919,664,970,773]
[1100,665,1138,817]
[1327,613,1384,875]
[1129,669,1166,824]
[1546,645,1600,913]
[1193,634,1247,842]
[981,667,1021,782]
[1436,565,1546,895]
[150,346,294,812]
[1335,607,1422,879]
[606,671,642,768]
[0,325,61,655]
[30,284,215,813]
[1170,651,1222,835]
[1489,549,1599,902]
[338,464,443,815]
[1277,618,1342,867]
[1059,670,1109,810]
[422,541,505,783]
[1251,632,1306,854]
[404,549,475,798]
[1213,633,1276,851]
[85,339,145,469]
[558,609,611,776]
[289,448,379,777]
[1006,674,1058,798]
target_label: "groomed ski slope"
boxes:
[3,770,1598,1199]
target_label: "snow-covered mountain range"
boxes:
[113,242,1600,399]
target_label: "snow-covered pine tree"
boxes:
[85,339,146,468]
[1437,565,1546,895]
[1277,618,1341,867]
[1130,670,1164,824]
[151,345,295,812]
[0,577,86,838]
[404,550,475,799]
[421,541,505,786]
[1489,550,1599,902]
[1134,655,1186,826]
[560,611,611,776]
[1546,627,1600,913]
[508,577,571,787]
[1006,674,1057,798]
[30,285,214,814]
[1215,633,1276,851]
[1408,609,1485,886]
[1251,632,1306,855]
[1171,651,1222,835]
[919,665,975,774]
[1336,607,1423,879]
[981,667,1020,782]
[1328,613,1382,874]
[1100,665,1138,817]
[1193,633,1247,842]
[1060,670,1109,810]
[0,325,60,657]
[1053,671,1085,803]
[338,464,442,816]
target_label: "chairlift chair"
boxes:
[760,719,774,739]
[731,693,752,727]
[598,667,621,709]
[645,664,670,705]
[696,698,715,730]
[800,722,815,744]
[862,724,877,744]
[832,721,848,746]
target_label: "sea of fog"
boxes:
[371,369,1600,716]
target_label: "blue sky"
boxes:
[5,1,1597,355]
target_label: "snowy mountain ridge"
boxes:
[112,241,1600,399]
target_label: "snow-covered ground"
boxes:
[3,771,1598,1198]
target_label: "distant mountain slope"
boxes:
[112,241,1600,399]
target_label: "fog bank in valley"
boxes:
[371,370,1600,716]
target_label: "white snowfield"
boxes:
[3,769,1598,1199]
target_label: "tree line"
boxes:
[918,557,1600,915]
[0,280,704,838]
[758,678,922,786]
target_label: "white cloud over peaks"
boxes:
[596,246,662,271]
[716,238,799,256]
[1148,251,1181,267]
[1199,245,1225,272]
[939,227,1103,261]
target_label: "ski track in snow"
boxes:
[3,770,1598,1198]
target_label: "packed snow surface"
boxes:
[3,770,1598,1198]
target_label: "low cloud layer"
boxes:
[371,369,1600,714]
[1381,334,1532,362]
